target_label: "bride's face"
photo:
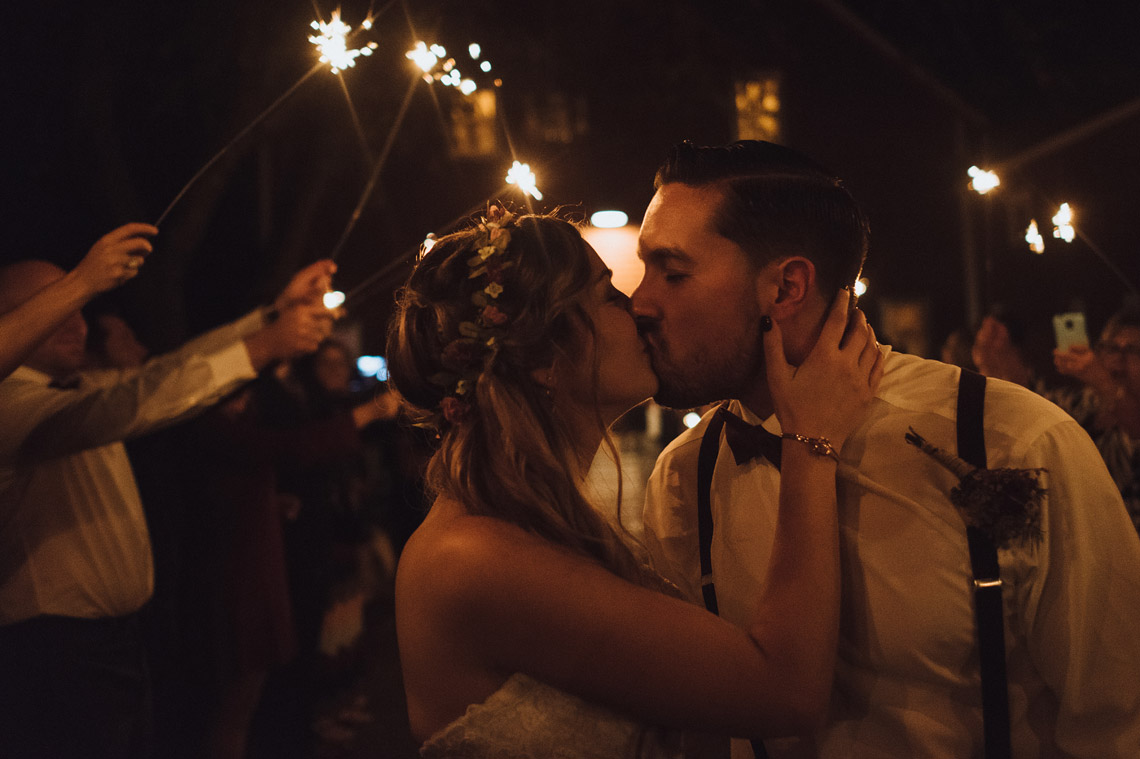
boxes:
[560,248,658,421]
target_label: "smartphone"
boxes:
[1052,312,1089,351]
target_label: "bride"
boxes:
[386,208,880,757]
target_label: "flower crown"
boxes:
[429,206,516,425]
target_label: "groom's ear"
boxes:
[768,256,815,320]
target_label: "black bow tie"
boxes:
[719,407,782,469]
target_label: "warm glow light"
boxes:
[309,11,377,74]
[590,210,628,228]
[506,161,543,200]
[468,43,482,59]
[1025,219,1045,254]
[480,61,492,72]
[323,290,346,309]
[1052,203,1075,243]
[459,78,477,95]
[420,234,437,259]
[967,165,1000,195]
[683,412,702,429]
[853,277,869,297]
[580,225,641,295]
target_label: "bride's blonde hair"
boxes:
[387,211,667,591]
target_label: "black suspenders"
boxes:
[697,404,768,759]
[695,375,1012,758]
[957,369,1013,759]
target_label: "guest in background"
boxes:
[0,258,336,759]
[973,300,1140,533]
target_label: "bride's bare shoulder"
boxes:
[397,497,556,601]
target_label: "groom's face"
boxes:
[632,183,766,409]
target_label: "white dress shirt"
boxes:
[643,348,1140,758]
[0,310,265,624]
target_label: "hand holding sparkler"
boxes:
[70,223,159,295]
[245,301,337,368]
[273,259,337,316]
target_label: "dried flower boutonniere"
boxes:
[905,427,1046,549]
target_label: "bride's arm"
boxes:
[400,291,880,739]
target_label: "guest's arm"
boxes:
[0,223,156,380]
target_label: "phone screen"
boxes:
[1052,312,1089,351]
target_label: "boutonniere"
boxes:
[905,427,1046,549]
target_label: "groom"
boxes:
[633,140,1140,758]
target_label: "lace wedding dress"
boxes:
[419,673,692,758]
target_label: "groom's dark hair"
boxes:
[654,140,869,296]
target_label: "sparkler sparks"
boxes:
[309,11,378,74]
[406,41,446,73]
[967,165,1000,194]
[506,161,542,200]
[1052,203,1075,243]
[1025,219,1045,254]
[408,40,498,94]
[323,290,346,310]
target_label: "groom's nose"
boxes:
[629,285,662,335]
[629,279,657,317]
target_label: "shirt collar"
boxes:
[728,343,895,433]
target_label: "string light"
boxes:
[967,165,1000,195]
[309,11,378,74]
[1025,220,1045,254]
[1052,203,1075,243]
[506,161,543,200]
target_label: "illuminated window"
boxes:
[449,89,498,157]
[735,76,781,142]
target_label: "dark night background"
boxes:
[4,0,1139,364]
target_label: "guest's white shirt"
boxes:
[0,310,265,625]
[643,349,1140,759]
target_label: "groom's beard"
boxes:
[642,318,766,410]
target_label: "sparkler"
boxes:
[154,9,384,227]
[327,74,421,262]
[967,165,1000,195]
[506,161,542,200]
[1025,220,1045,254]
[154,62,325,227]
[344,159,550,305]
[1052,203,1075,242]
[406,41,447,75]
[309,11,378,74]
[323,290,346,309]
[408,39,500,94]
